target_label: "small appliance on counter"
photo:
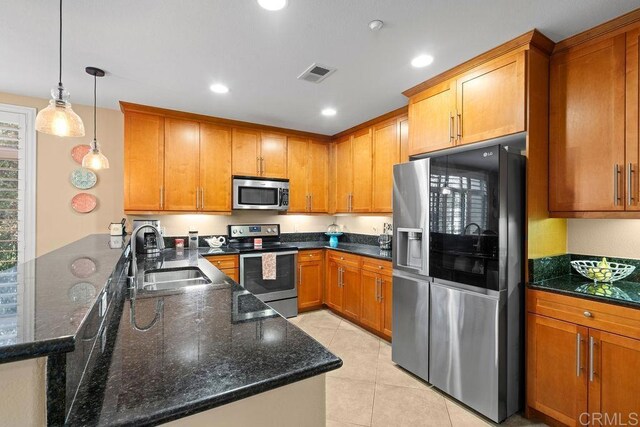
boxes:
[188,230,199,250]
[325,223,343,248]
[109,218,126,236]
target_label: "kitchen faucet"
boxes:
[128,224,165,288]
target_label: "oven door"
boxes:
[239,251,298,301]
[233,178,288,210]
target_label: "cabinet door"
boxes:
[351,129,373,212]
[308,140,329,212]
[360,270,382,331]
[200,123,231,212]
[372,120,399,213]
[381,274,393,338]
[408,80,455,156]
[341,264,361,322]
[164,118,199,211]
[527,313,588,426]
[232,128,260,176]
[298,260,323,310]
[260,133,288,178]
[325,261,343,312]
[335,136,352,213]
[287,137,309,213]
[124,112,164,211]
[588,329,640,424]
[456,51,525,145]
[550,35,626,212]
[626,29,640,211]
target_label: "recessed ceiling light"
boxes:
[411,54,434,68]
[321,108,337,117]
[210,83,229,94]
[368,20,384,31]
[257,0,287,11]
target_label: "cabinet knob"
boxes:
[583,311,593,318]
[378,265,383,269]
[340,256,344,260]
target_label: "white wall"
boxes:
[334,215,393,235]
[567,219,640,259]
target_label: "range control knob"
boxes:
[232,230,237,235]
[238,230,244,234]
[267,228,273,233]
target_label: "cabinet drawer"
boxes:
[527,289,640,340]
[220,267,239,282]
[204,254,239,269]
[298,249,323,262]
[327,250,361,268]
[362,258,392,275]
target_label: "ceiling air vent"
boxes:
[297,63,336,83]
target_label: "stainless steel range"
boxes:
[228,224,298,318]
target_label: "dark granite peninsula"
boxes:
[0,235,341,426]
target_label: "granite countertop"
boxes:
[0,234,128,363]
[529,276,640,309]
[67,249,342,426]
[200,241,392,261]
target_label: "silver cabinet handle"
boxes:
[256,157,260,175]
[379,278,384,302]
[299,265,302,285]
[201,187,205,210]
[160,186,164,209]
[310,193,313,211]
[375,277,379,302]
[196,188,199,210]
[261,157,265,176]
[589,336,595,382]
[456,111,462,142]
[583,311,592,318]
[628,163,635,206]
[614,164,621,205]
[449,112,454,143]
[576,333,582,377]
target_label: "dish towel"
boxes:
[262,253,277,280]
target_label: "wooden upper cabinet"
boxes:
[408,80,456,155]
[200,123,232,212]
[588,329,640,423]
[550,35,626,212]
[287,137,308,213]
[124,112,164,211]
[399,117,409,163]
[527,313,588,426]
[351,128,373,212]
[626,29,640,211]
[335,136,353,213]
[232,128,260,177]
[372,119,400,212]
[456,51,526,145]
[163,118,200,211]
[308,140,329,212]
[260,133,287,179]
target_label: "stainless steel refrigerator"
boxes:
[392,143,524,423]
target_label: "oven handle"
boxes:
[239,251,299,259]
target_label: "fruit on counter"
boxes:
[587,257,613,282]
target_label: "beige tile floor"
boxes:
[289,309,548,427]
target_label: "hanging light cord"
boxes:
[59,0,62,85]
[93,73,97,146]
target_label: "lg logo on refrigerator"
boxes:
[483,151,494,158]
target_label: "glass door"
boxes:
[429,146,501,290]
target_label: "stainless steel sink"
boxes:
[142,267,212,291]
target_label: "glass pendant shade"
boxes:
[35,86,85,137]
[82,141,109,170]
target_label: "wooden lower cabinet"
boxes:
[360,268,393,339]
[325,259,344,312]
[221,268,238,282]
[297,250,323,311]
[341,264,361,322]
[204,255,239,282]
[527,290,640,426]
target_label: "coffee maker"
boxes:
[132,219,162,254]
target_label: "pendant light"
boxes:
[82,67,109,170]
[35,0,85,137]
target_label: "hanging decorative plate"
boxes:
[71,193,97,213]
[71,144,91,164]
[70,257,97,278]
[70,168,97,190]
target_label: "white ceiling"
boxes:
[2,1,640,135]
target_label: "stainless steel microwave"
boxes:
[232,176,289,211]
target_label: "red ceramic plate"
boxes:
[71,193,97,213]
[71,144,91,164]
